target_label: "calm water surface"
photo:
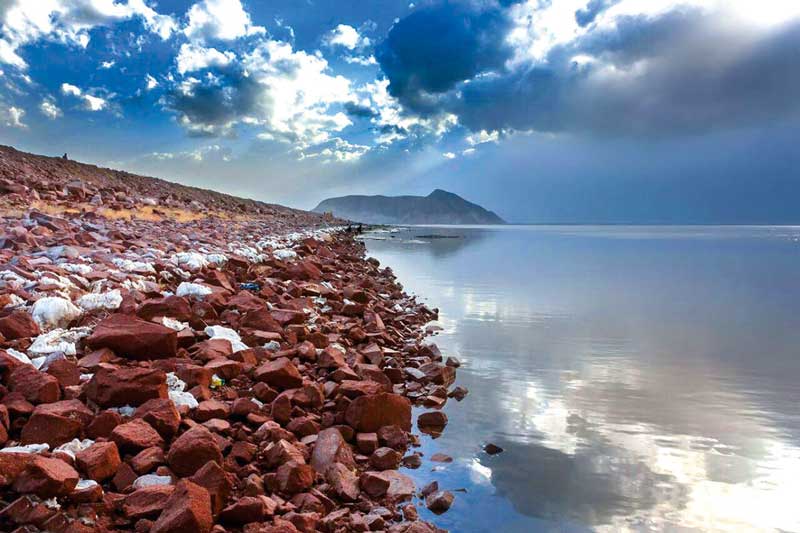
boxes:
[363,225,800,533]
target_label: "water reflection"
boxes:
[366,226,800,532]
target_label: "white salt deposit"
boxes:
[31,296,82,331]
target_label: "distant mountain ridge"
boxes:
[312,189,505,225]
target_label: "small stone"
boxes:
[484,443,504,455]
[370,447,402,470]
[12,456,79,498]
[75,441,122,482]
[425,490,454,514]
[253,357,303,390]
[345,393,411,432]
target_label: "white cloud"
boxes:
[442,151,456,159]
[99,60,116,69]
[0,0,176,69]
[145,73,158,90]
[466,130,500,146]
[40,98,62,119]
[61,83,82,97]
[176,43,236,74]
[298,138,370,163]
[183,0,265,42]
[83,94,107,111]
[462,147,476,155]
[3,105,26,128]
[61,82,108,111]
[324,24,370,50]
[344,55,377,66]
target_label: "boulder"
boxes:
[134,398,180,438]
[254,357,302,390]
[190,461,233,516]
[425,490,454,514]
[0,310,40,339]
[326,463,359,501]
[310,428,355,473]
[111,419,164,453]
[12,456,79,498]
[8,365,61,404]
[86,314,177,360]
[124,485,175,519]
[275,461,315,494]
[345,393,412,432]
[85,366,167,407]
[151,480,213,533]
[168,426,222,477]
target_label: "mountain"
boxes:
[313,189,505,225]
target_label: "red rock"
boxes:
[124,485,175,519]
[371,470,415,502]
[345,393,412,432]
[219,496,267,525]
[12,456,79,498]
[86,366,167,407]
[151,480,213,533]
[131,446,166,474]
[137,296,192,322]
[276,461,315,494]
[134,398,180,438]
[359,471,390,498]
[241,308,283,333]
[417,411,448,434]
[168,426,222,477]
[0,310,40,339]
[310,428,354,473]
[191,339,233,362]
[370,447,402,470]
[326,462,360,501]
[195,399,230,422]
[254,357,302,389]
[419,362,455,387]
[190,461,233,516]
[86,314,177,360]
[87,409,123,439]
[425,490,454,514]
[378,425,409,450]
[318,345,347,368]
[21,410,82,447]
[176,364,213,388]
[356,432,379,454]
[204,358,242,380]
[111,419,165,453]
[75,441,121,482]
[265,439,307,468]
[0,452,33,487]
[112,461,138,492]
[8,365,61,404]
[339,380,384,398]
[46,358,81,387]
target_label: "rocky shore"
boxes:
[0,148,462,532]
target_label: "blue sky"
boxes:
[1,0,799,223]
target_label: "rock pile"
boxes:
[0,161,457,532]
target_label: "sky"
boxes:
[1,0,799,223]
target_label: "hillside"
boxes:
[313,189,505,225]
[0,145,331,227]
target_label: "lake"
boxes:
[363,225,800,533]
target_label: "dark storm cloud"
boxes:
[166,66,264,137]
[344,101,378,118]
[379,3,800,137]
[376,1,513,113]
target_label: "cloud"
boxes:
[144,144,233,162]
[176,43,235,74]
[183,0,265,42]
[145,73,158,90]
[168,38,355,151]
[2,105,26,128]
[99,60,116,69]
[40,98,62,119]
[376,0,800,138]
[442,151,456,159]
[376,2,513,113]
[61,82,108,111]
[324,24,370,50]
[0,0,176,69]
[61,83,82,97]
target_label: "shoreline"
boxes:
[0,177,458,532]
